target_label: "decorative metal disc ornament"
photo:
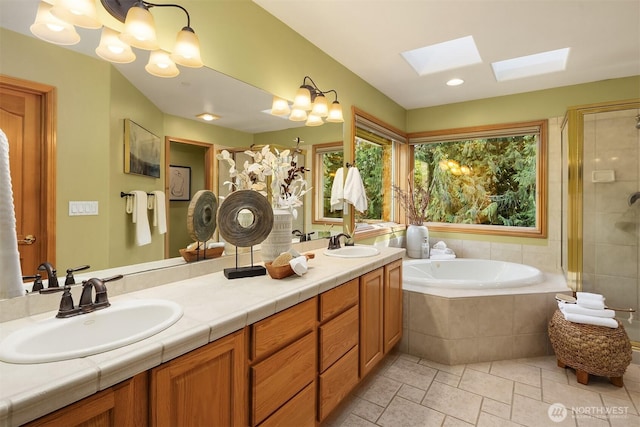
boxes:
[218,190,273,247]
[187,190,218,242]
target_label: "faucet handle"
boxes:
[64,265,91,286]
[40,285,76,318]
[23,274,44,292]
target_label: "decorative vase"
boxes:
[260,208,293,262]
[406,223,429,258]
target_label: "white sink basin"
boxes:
[324,246,380,258]
[0,299,183,364]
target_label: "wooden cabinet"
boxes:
[359,267,385,378]
[317,279,360,422]
[24,373,148,427]
[149,329,247,427]
[249,298,317,426]
[384,259,403,353]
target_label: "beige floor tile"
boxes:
[566,372,632,400]
[514,382,542,400]
[397,383,426,403]
[490,360,542,387]
[476,412,522,427]
[466,361,492,373]
[382,357,437,390]
[422,381,482,424]
[376,396,445,427]
[511,394,575,426]
[541,366,570,384]
[434,370,462,387]
[541,378,605,417]
[626,363,640,383]
[348,397,385,424]
[481,398,512,420]
[459,368,514,404]
[418,358,466,376]
[601,393,638,416]
[355,374,403,407]
[609,411,640,427]
[574,414,610,426]
[334,413,378,427]
[443,415,475,426]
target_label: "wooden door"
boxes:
[0,76,56,278]
[359,267,384,378]
[150,329,247,427]
[384,259,403,353]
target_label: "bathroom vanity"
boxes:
[0,246,404,426]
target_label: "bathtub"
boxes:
[400,258,571,365]
[403,258,544,289]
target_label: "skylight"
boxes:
[401,36,482,76]
[491,48,570,81]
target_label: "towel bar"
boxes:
[120,192,155,198]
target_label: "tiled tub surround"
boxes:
[400,273,571,365]
[0,245,405,426]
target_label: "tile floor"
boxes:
[322,352,640,427]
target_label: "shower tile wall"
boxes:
[582,108,639,341]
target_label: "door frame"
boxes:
[0,75,56,266]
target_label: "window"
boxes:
[312,142,344,224]
[409,120,547,238]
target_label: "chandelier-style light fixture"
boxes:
[271,76,344,126]
[30,0,203,78]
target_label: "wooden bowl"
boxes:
[179,246,224,263]
[265,253,315,279]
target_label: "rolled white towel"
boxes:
[562,312,618,329]
[559,302,615,318]
[432,241,447,250]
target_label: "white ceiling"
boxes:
[253,0,640,109]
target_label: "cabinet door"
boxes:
[24,373,148,427]
[359,267,384,378]
[150,329,247,427]
[384,258,403,353]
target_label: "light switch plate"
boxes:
[69,201,99,216]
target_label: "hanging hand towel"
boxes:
[149,190,167,234]
[126,190,152,246]
[343,166,368,213]
[330,167,344,211]
[0,129,25,299]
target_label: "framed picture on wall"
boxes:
[169,165,191,201]
[124,119,161,178]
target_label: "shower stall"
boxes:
[562,100,640,346]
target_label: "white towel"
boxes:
[561,312,619,329]
[429,253,456,260]
[576,292,605,302]
[343,167,368,213]
[576,292,605,310]
[149,190,167,234]
[0,129,25,299]
[126,190,151,246]
[330,167,344,211]
[559,302,615,318]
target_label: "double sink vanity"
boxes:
[0,244,404,426]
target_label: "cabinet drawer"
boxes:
[319,304,359,372]
[318,345,359,422]
[258,381,315,427]
[251,297,316,361]
[319,278,358,322]
[251,332,316,426]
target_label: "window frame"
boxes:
[312,141,345,225]
[408,120,548,238]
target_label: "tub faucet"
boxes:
[37,262,59,288]
[327,233,351,250]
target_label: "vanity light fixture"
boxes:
[30,0,204,77]
[271,76,344,126]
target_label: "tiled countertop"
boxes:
[0,246,405,427]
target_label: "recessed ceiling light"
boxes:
[196,113,219,121]
[446,78,464,86]
[491,47,570,82]
[401,35,482,76]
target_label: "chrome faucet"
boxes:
[40,275,122,318]
[327,233,351,250]
[37,262,59,288]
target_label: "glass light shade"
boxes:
[310,94,329,117]
[292,86,312,110]
[326,101,344,123]
[30,2,80,45]
[271,97,291,116]
[171,27,203,68]
[120,4,159,50]
[289,108,308,122]
[305,114,324,127]
[145,50,180,78]
[95,27,136,63]
[50,0,101,29]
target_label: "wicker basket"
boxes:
[265,253,315,279]
[548,309,632,383]
[179,246,224,263]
